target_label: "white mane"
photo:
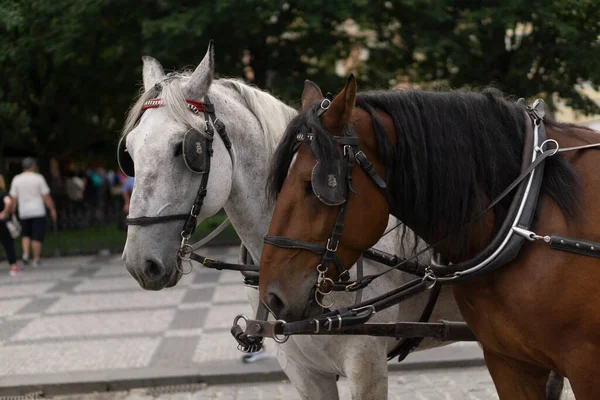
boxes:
[218,79,297,156]
[122,74,297,157]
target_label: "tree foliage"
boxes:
[1,0,599,165]
[360,0,600,114]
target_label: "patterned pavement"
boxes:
[0,246,263,379]
[0,247,575,399]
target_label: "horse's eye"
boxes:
[174,142,183,157]
[305,181,314,196]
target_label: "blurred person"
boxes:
[84,168,102,221]
[9,158,57,267]
[122,176,134,214]
[118,176,134,232]
[0,175,19,276]
[65,169,85,216]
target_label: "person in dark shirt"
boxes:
[0,175,19,276]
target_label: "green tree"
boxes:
[0,0,161,164]
[2,0,600,171]
[0,0,367,165]
[360,0,600,114]
[140,1,368,100]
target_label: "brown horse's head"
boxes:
[259,76,391,321]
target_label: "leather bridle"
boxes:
[123,96,242,274]
[263,98,394,306]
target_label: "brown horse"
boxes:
[259,76,600,399]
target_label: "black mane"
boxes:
[268,88,582,256]
[267,102,344,201]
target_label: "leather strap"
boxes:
[278,278,426,335]
[243,317,476,341]
[189,253,259,272]
[355,257,364,304]
[362,248,427,277]
[127,214,189,226]
[549,235,600,258]
[263,235,348,280]
[428,111,549,279]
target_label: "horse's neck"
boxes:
[223,168,272,264]
[212,87,291,263]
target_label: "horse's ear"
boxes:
[324,74,357,133]
[184,40,215,97]
[142,56,165,93]
[301,80,323,111]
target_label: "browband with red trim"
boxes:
[142,98,207,115]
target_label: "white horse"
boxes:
[119,43,466,400]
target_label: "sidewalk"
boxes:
[0,247,485,397]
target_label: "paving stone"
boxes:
[0,298,32,317]
[0,318,32,340]
[73,277,143,292]
[68,266,101,278]
[212,285,248,304]
[181,288,214,303]
[0,337,160,375]
[150,337,199,367]
[45,289,186,314]
[12,309,175,340]
[193,272,220,284]
[169,308,208,330]
[16,297,59,314]
[47,280,81,294]
[0,282,55,298]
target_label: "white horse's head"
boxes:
[120,42,233,290]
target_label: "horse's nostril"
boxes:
[266,291,286,318]
[144,259,165,280]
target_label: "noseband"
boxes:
[121,96,234,273]
[263,98,393,306]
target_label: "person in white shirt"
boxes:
[9,158,57,266]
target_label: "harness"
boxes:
[264,97,396,305]
[233,97,600,354]
[116,93,430,358]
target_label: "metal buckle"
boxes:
[355,151,365,166]
[353,305,376,317]
[202,257,216,266]
[326,238,339,252]
[320,98,332,110]
[344,282,357,292]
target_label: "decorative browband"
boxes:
[142,98,207,115]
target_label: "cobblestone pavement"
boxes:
[53,367,575,400]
